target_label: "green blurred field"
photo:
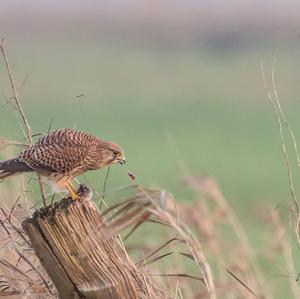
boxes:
[1,41,300,232]
[1,37,300,297]
[1,39,300,202]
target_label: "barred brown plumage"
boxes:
[0,128,125,199]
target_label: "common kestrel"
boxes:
[0,128,125,199]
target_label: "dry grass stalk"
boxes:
[261,60,300,241]
[261,60,300,298]
[269,209,300,298]
[0,199,55,298]
[183,175,270,299]
[101,186,217,299]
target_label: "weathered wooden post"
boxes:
[22,186,163,299]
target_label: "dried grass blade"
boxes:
[136,238,184,266]
[124,211,151,241]
[0,258,33,282]
[149,273,204,283]
[178,252,195,261]
[145,252,174,266]
[222,266,259,299]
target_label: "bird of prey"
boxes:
[0,128,125,199]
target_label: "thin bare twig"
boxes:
[271,209,300,299]
[8,196,21,222]
[19,75,30,92]
[271,58,300,165]
[0,220,52,294]
[0,258,33,282]
[0,39,48,206]
[0,208,31,247]
[261,61,299,214]
[0,92,18,110]
[0,39,32,144]
[47,117,54,133]
[73,94,84,130]
[38,180,47,207]
[99,165,111,209]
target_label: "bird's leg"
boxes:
[65,181,80,200]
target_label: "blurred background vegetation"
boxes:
[1,1,300,297]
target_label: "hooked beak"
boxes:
[117,154,126,165]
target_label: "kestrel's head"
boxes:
[101,141,126,166]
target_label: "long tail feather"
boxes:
[0,158,32,172]
[0,158,33,182]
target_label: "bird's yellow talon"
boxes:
[66,183,80,200]
[69,191,80,200]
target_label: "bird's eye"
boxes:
[113,151,119,157]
